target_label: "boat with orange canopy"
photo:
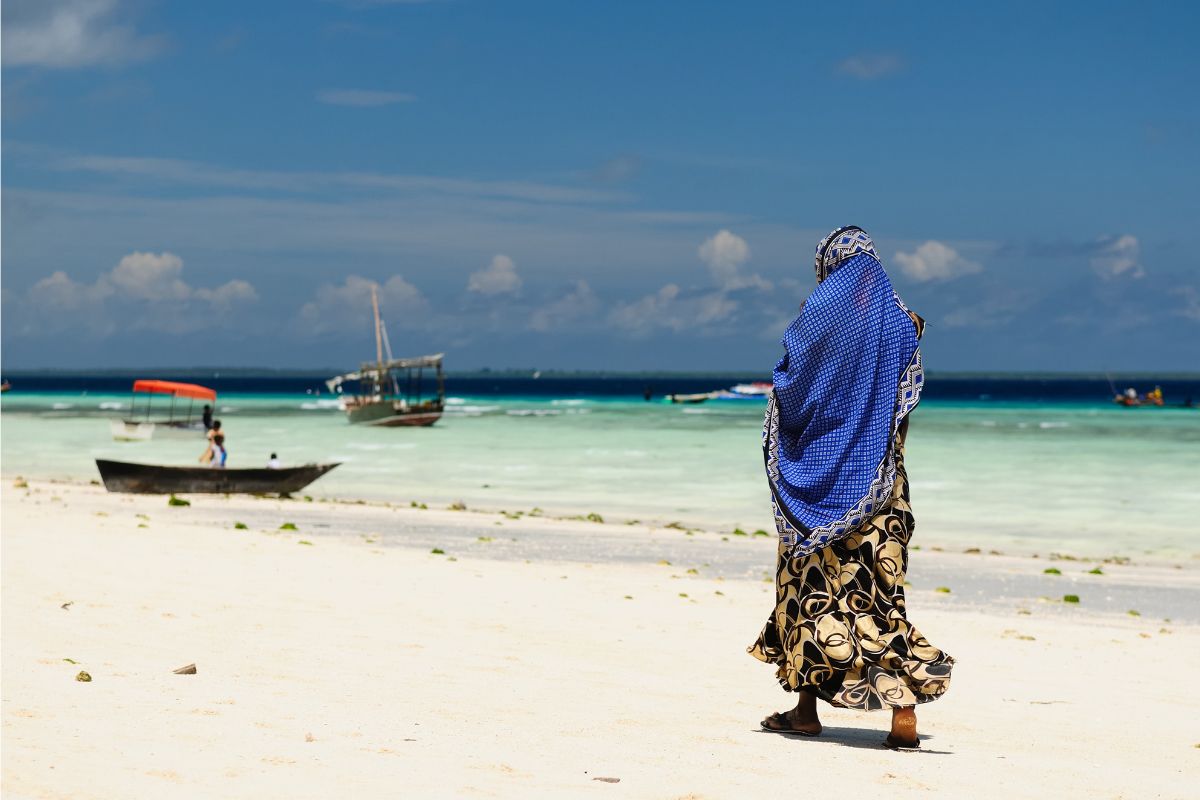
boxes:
[110,380,217,441]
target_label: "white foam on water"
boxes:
[681,408,710,414]
[506,409,561,417]
[445,405,500,415]
[51,403,74,410]
[98,402,125,410]
[550,399,587,406]
[1039,421,1069,429]
[446,397,467,405]
[301,400,342,410]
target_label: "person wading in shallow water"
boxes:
[747,226,954,749]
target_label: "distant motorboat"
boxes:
[95,459,340,495]
[727,381,772,397]
[713,381,772,400]
[111,380,216,441]
[671,381,772,404]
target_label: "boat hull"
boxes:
[344,401,443,427]
[95,459,340,494]
[110,419,206,441]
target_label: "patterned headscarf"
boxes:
[766,226,923,555]
[815,225,878,283]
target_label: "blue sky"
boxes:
[3,0,1198,371]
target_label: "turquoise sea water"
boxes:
[2,390,1197,560]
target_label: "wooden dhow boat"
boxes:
[325,287,445,427]
[95,459,340,495]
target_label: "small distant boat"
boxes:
[325,287,446,427]
[669,381,772,404]
[1112,385,1166,408]
[95,459,339,495]
[0,379,10,393]
[714,381,772,400]
[111,380,216,441]
[668,392,717,404]
[727,381,772,397]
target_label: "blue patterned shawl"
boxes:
[765,226,924,555]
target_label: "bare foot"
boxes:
[886,706,919,749]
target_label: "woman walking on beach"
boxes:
[748,226,953,749]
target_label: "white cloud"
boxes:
[28,269,114,311]
[299,275,428,334]
[467,255,522,296]
[609,284,683,336]
[591,154,641,184]
[529,280,599,332]
[1170,287,1200,322]
[21,251,256,335]
[699,229,748,273]
[697,229,770,291]
[195,280,258,311]
[2,0,167,69]
[316,89,417,107]
[57,151,626,204]
[107,251,189,300]
[836,53,905,80]
[607,284,742,337]
[894,241,983,282]
[1090,234,1144,279]
[609,230,771,337]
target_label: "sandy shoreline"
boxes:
[3,479,1198,798]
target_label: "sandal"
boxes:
[883,733,921,750]
[761,711,821,737]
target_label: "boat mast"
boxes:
[371,285,384,395]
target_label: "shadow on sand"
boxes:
[753,725,952,755]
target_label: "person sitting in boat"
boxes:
[267,453,282,469]
[1117,387,1139,406]
[202,404,214,430]
[1147,386,1164,406]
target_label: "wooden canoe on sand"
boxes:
[95,459,340,495]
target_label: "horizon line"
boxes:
[3,367,1199,380]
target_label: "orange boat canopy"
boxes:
[131,380,217,402]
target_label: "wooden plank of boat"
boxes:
[95,459,340,495]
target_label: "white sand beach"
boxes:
[3,479,1198,799]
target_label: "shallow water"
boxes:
[2,389,1197,560]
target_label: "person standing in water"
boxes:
[201,420,226,467]
[748,226,953,749]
